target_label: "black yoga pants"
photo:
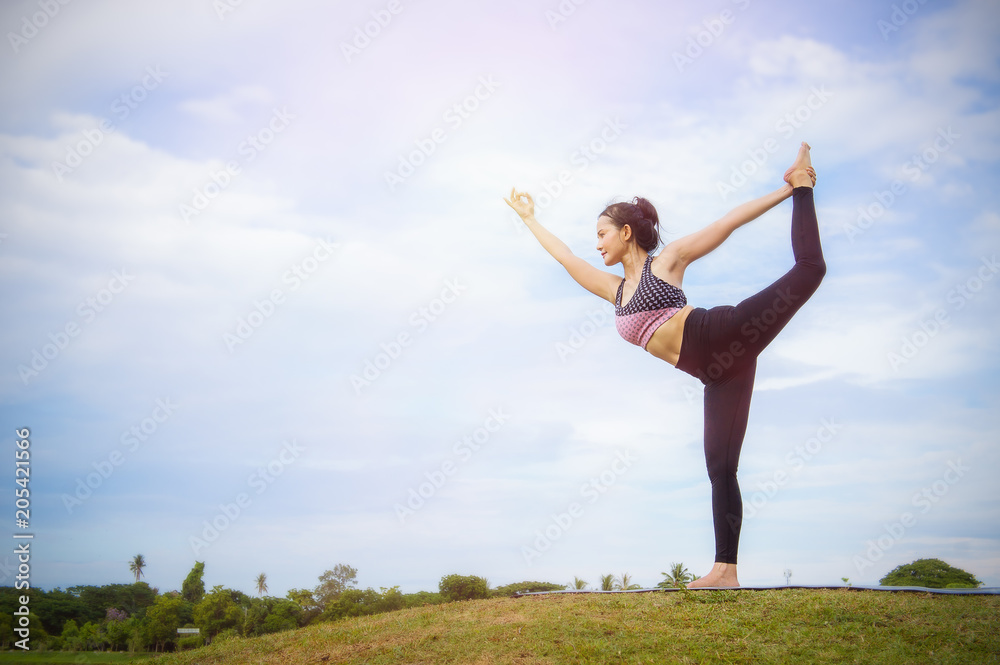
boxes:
[675,187,826,564]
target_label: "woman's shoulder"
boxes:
[649,246,686,287]
[650,244,681,269]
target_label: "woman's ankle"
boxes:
[787,171,814,188]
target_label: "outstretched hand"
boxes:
[804,167,817,187]
[504,188,535,221]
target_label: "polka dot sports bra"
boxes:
[615,255,688,349]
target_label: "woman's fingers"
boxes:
[505,188,534,216]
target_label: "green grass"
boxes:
[38,589,1000,664]
[0,653,146,663]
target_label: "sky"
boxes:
[1,0,998,599]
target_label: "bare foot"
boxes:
[686,562,740,588]
[783,142,816,188]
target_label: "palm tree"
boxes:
[571,577,588,590]
[256,573,268,597]
[129,554,145,583]
[599,574,615,591]
[614,573,642,591]
[659,562,695,588]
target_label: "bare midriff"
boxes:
[642,304,694,366]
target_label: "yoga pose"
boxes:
[504,142,825,588]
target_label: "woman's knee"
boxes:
[791,258,826,297]
[706,460,738,484]
[812,257,827,281]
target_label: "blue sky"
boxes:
[1,0,998,598]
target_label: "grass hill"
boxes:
[124,587,998,664]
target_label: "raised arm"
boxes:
[504,188,621,304]
[665,184,796,269]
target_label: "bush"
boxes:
[243,597,304,636]
[178,634,204,650]
[402,591,443,608]
[439,574,491,602]
[320,587,406,622]
[492,581,566,597]
[213,628,240,643]
[879,558,982,589]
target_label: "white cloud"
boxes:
[1,0,998,596]
[178,85,275,124]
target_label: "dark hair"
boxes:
[599,196,661,253]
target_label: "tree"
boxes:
[572,577,588,590]
[784,569,793,585]
[105,608,130,652]
[182,562,206,604]
[243,596,302,636]
[32,587,95,635]
[614,573,642,591]
[61,619,81,650]
[400,591,443,609]
[658,563,695,588]
[0,615,14,649]
[193,586,243,642]
[320,587,409,622]
[880,558,982,589]
[129,554,146,583]
[78,621,105,650]
[314,564,359,608]
[439,574,491,602]
[321,588,381,621]
[286,588,322,625]
[599,574,615,591]
[66,583,157,619]
[124,615,147,653]
[492,581,565,597]
[256,573,268,597]
[286,588,317,610]
[144,594,186,652]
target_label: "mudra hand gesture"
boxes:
[504,188,535,221]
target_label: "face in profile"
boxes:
[596,216,630,266]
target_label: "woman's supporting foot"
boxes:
[783,142,816,188]
[686,562,740,588]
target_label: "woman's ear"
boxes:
[619,224,633,243]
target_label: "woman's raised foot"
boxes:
[783,142,816,188]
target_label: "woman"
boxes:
[504,142,825,588]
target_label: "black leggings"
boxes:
[676,187,826,564]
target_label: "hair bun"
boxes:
[633,197,660,228]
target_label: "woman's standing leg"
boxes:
[681,154,824,587]
[703,359,757,566]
